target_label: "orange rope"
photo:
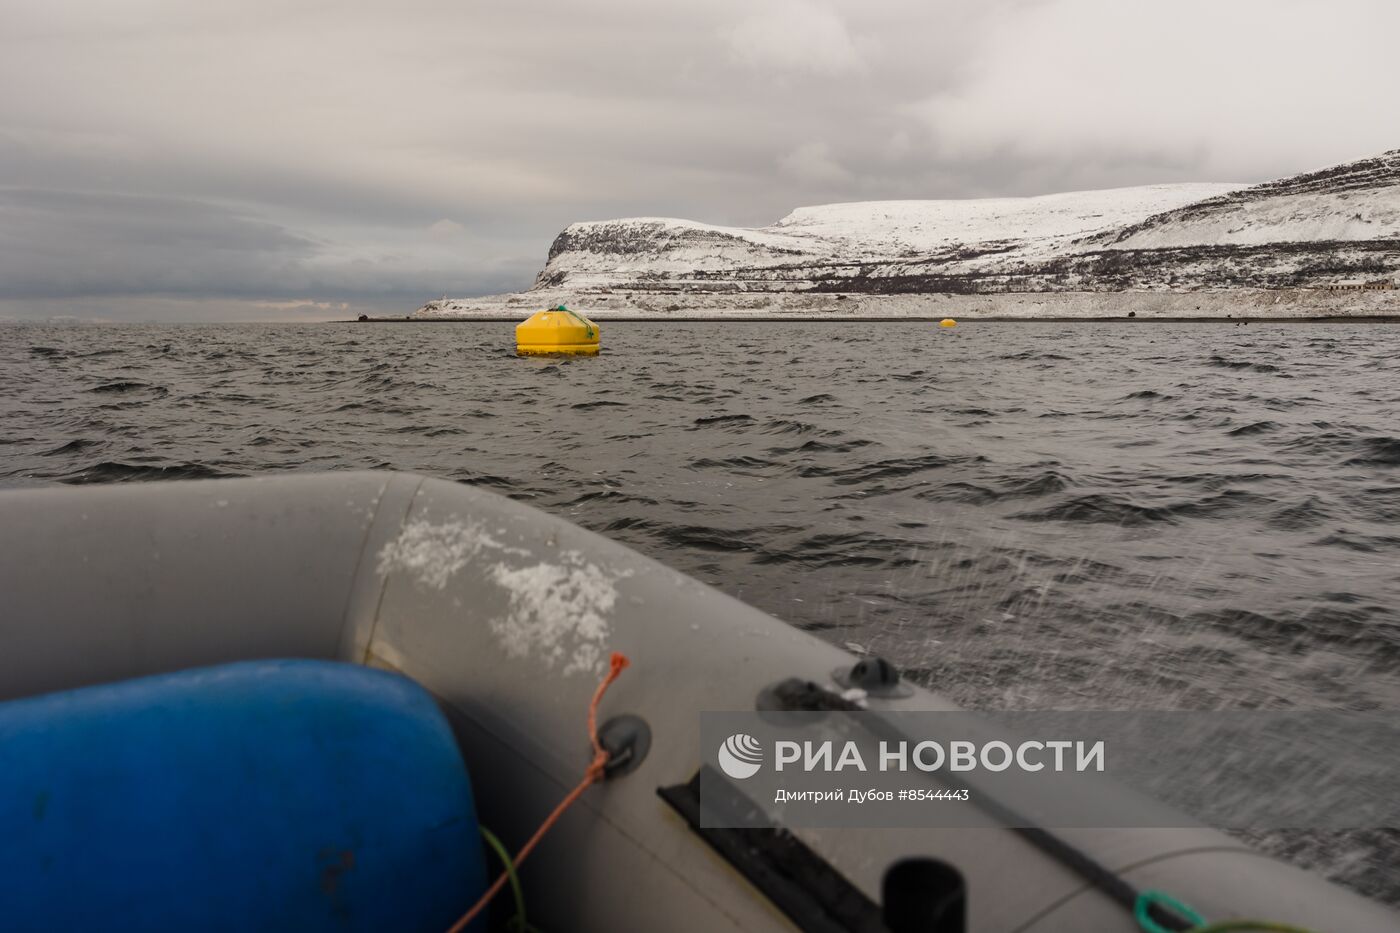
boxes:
[446,652,631,933]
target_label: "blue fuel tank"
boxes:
[0,659,485,932]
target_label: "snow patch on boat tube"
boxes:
[488,550,627,675]
[377,518,526,589]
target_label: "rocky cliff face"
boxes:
[531,151,1400,296]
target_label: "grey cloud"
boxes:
[0,187,534,305]
[0,188,312,299]
[0,0,1397,319]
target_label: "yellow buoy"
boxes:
[939,318,957,328]
[516,305,600,356]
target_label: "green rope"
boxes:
[553,304,595,339]
[1135,890,1205,933]
[479,825,541,933]
[1133,890,1319,933]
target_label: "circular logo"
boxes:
[717,733,764,779]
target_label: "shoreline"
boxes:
[345,314,1400,324]
[404,286,1400,323]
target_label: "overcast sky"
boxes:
[2,0,1398,321]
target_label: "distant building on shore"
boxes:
[1325,279,1396,291]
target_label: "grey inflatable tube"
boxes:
[0,471,1393,932]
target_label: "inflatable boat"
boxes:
[0,471,1394,932]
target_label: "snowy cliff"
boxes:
[535,183,1241,290]
[417,150,1400,318]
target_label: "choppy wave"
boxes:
[3,319,1399,905]
[59,461,241,484]
[1346,436,1400,466]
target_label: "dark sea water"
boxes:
[3,320,1399,901]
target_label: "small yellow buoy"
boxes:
[939,318,957,328]
[516,305,600,356]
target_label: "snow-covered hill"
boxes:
[1095,150,1400,250]
[418,150,1400,318]
[538,183,1239,287]
[768,185,1237,253]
